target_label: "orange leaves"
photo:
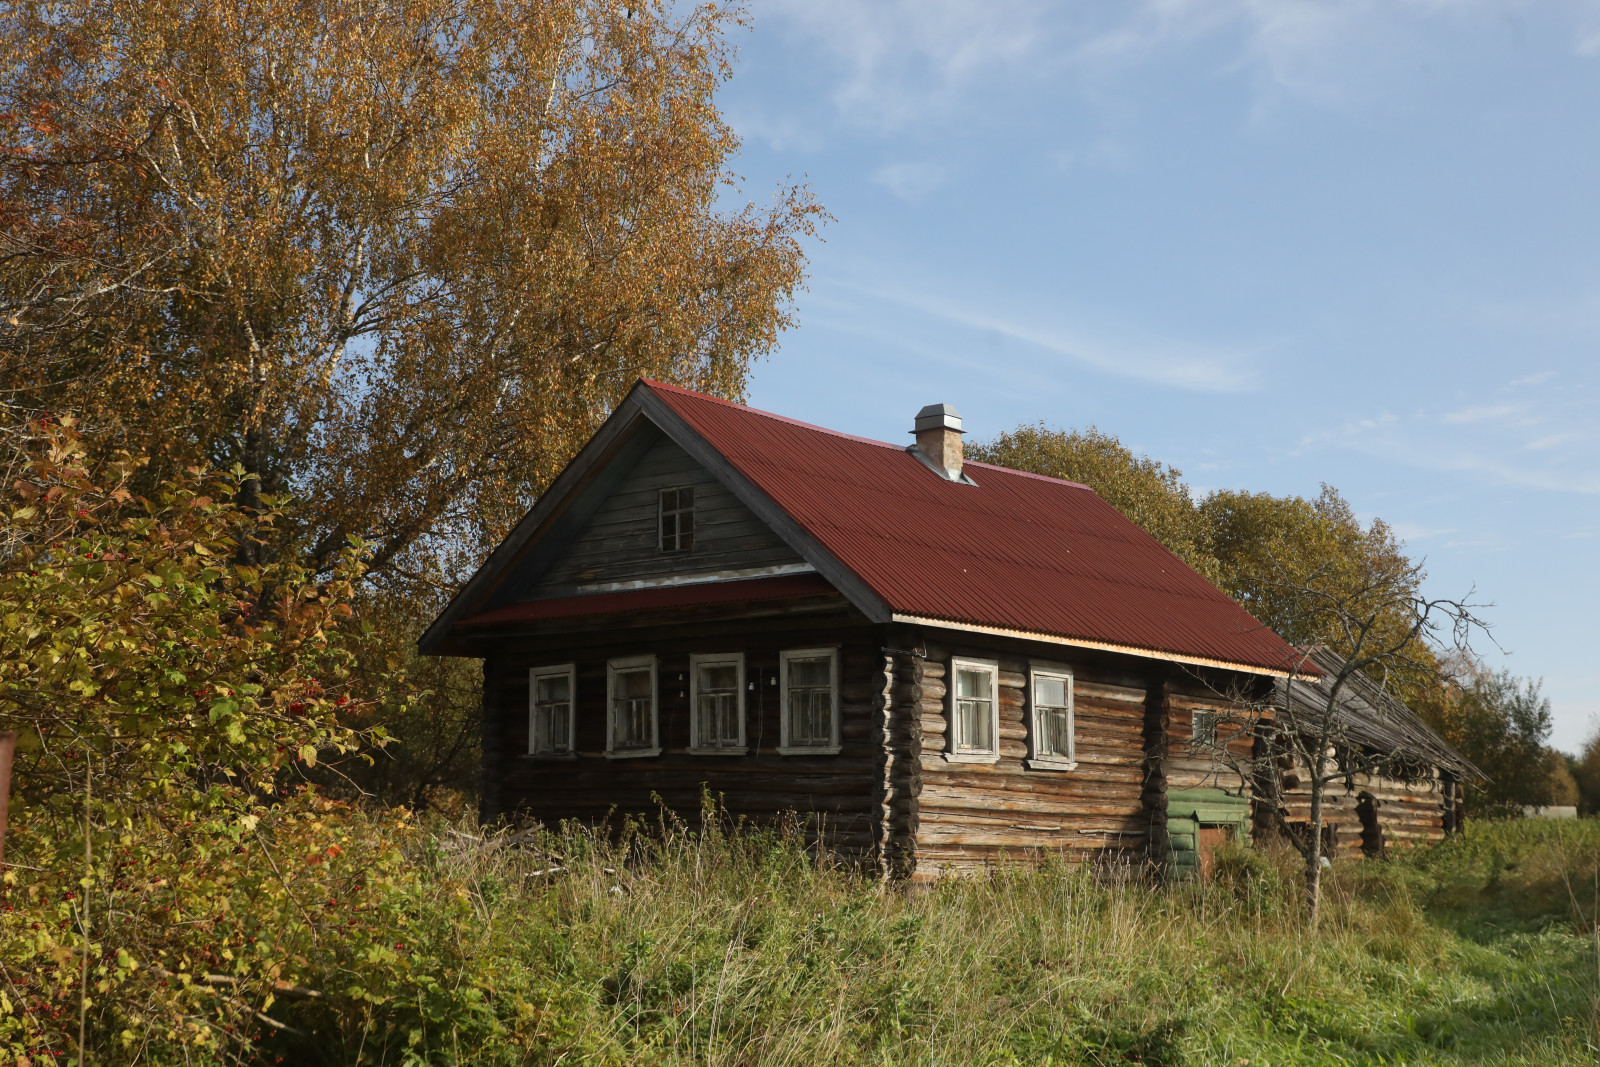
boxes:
[3,0,818,607]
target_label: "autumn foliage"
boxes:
[0,421,407,1059]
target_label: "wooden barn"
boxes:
[1263,645,1483,860]
[419,379,1459,881]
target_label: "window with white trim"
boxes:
[605,655,660,758]
[689,653,746,753]
[778,648,840,755]
[659,487,694,552]
[1026,665,1075,770]
[947,657,1000,763]
[528,664,576,758]
[1192,710,1218,748]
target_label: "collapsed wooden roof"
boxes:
[1276,646,1485,782]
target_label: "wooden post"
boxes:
[0,731,15,865]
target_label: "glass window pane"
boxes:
[677,486,694,508]
[700,663,737,691]
[537,674,570,704]
[1034,675,1066,707]
[789,657,830,688]
[958,697,992,751]
[617,668,651,699]
[957,668,989,700]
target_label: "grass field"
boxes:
[255,811,1600,1065]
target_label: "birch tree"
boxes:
[0,0,819,588]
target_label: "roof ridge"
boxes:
[642,379,1094,492]
[641,379,905,452]
[960,459,1093,492]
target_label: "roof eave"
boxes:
[890,613,1301,678]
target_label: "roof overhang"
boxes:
[891,613,1316,679]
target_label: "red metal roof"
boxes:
[458,574,837,628]
[643,380,1302,675]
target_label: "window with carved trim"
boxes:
[947,657,1000,763]
[778,648,840,755]
[690,653,745,753]
[1027,666,1075,770]
[528,664,575,757]
[606,655,659,758]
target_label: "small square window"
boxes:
[606,656,660,758]
[690,653,746,754]
[528,664,576,758]
[778,648,840,755]
[659,487,695,552]
[946,657,1000,764]
[1027,666,1075,771]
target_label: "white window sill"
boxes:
[943,752,1000,765]
[604,747,662,760]
[777,745,842,757]
[523,752,578,761]
[687,746,749,756]
[1025,757,1077,772]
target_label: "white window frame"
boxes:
[688,652,747,755]
[1025,663,1076,771]
[605,655,661,759]
[777,647,841,756]
[527,663,578,759]
[945,656,1001,764]
[1192,709,1219,748]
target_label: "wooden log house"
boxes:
[420,380,1461,880]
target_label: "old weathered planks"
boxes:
[532,434,804,598]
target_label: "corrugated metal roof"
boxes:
[458,574,837,628]
[645,380,1303,675]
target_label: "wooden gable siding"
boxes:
[902,638,1154,882]
[478,624,887,859]
[530,433,803,599]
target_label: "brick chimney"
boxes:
[912,403,964,480]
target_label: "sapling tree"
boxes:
[1193,553,1489,924]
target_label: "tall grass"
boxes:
[251,811,1600,1066]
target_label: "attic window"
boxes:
[659,487,694,552]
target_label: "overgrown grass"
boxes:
[257,813,1600,1066]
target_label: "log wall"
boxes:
[480,625,886,860]
[1276,756,1455,860]
[910,640,1153,882]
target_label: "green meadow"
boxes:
[246,813,1600,1066]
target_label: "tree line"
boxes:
[969,425,1575,818]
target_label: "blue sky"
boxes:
[719,0,1600,750]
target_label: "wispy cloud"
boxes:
[872,162,949,203]
[749,0,1600,139]
[1512,370,1556,386]
[1295,397,1600,495]
[849,281,1262,393]
[1438,403,1531,426]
